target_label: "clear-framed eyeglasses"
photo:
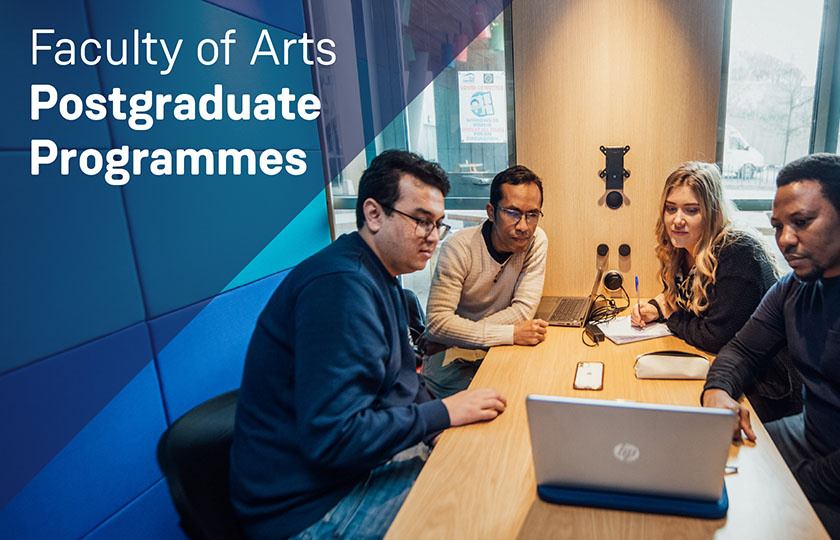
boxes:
[386,206,451,240]
[495,205,544,225]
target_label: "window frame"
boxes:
[327,3,517,214]
[718,0,840,212]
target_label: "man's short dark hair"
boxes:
[489,165,544,208]
[777,153,840,214]
[356,150,450,229]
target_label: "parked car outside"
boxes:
[723,126,765,179]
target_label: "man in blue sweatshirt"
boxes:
[230,150,507,539]
[703,153,840,537]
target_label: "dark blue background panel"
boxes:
[151,270,289,423]
[204,0,306,37]
[83,480,184,540]
[0,152,145,372]
[149,298,212,356]
[0,360,167,540]
[1,0,112,149]
[122,150,325,317]
[0,323,154,512]
[87,0,319,151]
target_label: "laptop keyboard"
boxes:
[550,297,588,322]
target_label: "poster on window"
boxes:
[458,71,507,143]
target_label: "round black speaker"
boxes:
[603,270,623,291]
[605,190,623,209]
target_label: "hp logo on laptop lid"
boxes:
[613,443,640,463]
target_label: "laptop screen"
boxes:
[586,267,605,302]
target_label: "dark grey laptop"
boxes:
[535,267,604,326]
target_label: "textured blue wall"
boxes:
[0,0,510,537]
[0,1,328,538]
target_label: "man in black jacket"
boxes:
[702,153,840,537]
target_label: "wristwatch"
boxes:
[647,298,666,323]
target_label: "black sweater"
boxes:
[705,273,840,504]
[666,234,777,353]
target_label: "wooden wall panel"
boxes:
[513,0,725,296]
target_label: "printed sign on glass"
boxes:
[458,71,507,143]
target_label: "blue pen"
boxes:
[635,276,641,310]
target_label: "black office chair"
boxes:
[403,288,426,368]
[157,389,245,540]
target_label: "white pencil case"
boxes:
[634,350,710,380]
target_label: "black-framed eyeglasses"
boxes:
[495,205,544,225]
[385,206,451,240]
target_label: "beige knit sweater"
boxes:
[425,222,547,348]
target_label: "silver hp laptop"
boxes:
[535,267,604,326]
[526,395,735,502]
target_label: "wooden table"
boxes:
[387,327,829,539]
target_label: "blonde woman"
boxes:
[631,161,800,420]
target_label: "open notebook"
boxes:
[595,315,672,344]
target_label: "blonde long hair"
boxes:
[654,162,734,315]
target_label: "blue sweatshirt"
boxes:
[229,232,450,538]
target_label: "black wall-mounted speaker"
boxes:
[603,270,624,291]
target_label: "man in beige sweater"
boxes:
[421,165,548,398]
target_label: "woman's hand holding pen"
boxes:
[630,302,659,328]
[631,275,655,328]
[630,293,671,328]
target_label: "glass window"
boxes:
[329,7,515,304]
[721,0,824,271]
[836,114,840,153]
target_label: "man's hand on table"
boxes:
[442,388,507,426]
[703,388,756,442]
[514,319,548,345]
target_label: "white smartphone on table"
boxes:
[573,361,604,390]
